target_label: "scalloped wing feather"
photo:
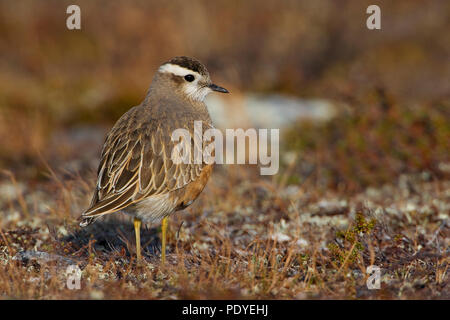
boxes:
[81,105,212,222]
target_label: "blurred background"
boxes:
[0,0,449,194]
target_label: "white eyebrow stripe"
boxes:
[158,63,201,78]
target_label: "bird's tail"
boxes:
[79,215,99,227]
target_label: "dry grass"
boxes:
[0,162,448,299]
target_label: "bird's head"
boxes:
[155,56,228,102]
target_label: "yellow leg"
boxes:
[134,217,142,261]
[161,216,168,264]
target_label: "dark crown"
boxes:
[165,56,208,76]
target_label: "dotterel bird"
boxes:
[80,56,228,263]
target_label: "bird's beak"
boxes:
[209,83,229,93]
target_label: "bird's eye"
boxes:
[184,74,195,82]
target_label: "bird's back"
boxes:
[80,94,212,226]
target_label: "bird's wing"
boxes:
[81,106,207,219]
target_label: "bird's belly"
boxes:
[172,163,213,210]
[123,164,213,223]
[123,193,177,223]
